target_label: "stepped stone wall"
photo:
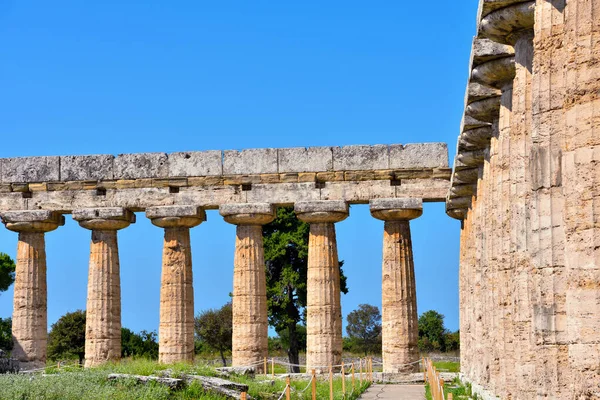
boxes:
[447,0,600,398]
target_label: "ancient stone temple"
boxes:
[447,0,600,398]
[0,143,449,372]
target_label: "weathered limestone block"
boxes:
[332,145,389,171]
[0,210,63,370]
[1,157,60,183]
[60,155,115,181]
[114,153,169,179]
[223,149,278,175]
[278,147,334,173]
[220,203,275,371]
[147,206,205,364]
[370,198,422,373]
[168,151,222,177]
[295,201,348,371]
[389,143,449,169]
[73,208,134,367]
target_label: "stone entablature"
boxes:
[0,143,450,212]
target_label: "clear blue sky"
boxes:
[0,0,479,334]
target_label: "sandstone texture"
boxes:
[0,212,62,370]
[220,204,274,371]
[74,209,133,367]
[296,204,348,371]
[447,0,600,398]
[371,199,421,373]
[148,209,204,364]
[231,225,269,370]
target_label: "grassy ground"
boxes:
[0,359,371,400]
[432,361,460,373]
[425,377,476,400]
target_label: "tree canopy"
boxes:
[418,310,460,352]
[0,317,12,353]
[346,304,382,355]
[47,310,86,364]
[194,302,232,366]
[121,328,159,359]
[0,253,15,294]
[263,207,348,372]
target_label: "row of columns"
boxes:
[1,198,423,372]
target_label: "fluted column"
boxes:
[295,201,348,372]
[0,210,64,370]
[220,203,276,370]
[562,0,600,395]
[370,198,422,373]
[73,208,135,367]
[146,205,205,364]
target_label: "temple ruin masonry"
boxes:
[447,0,600,398]
[0,143,448,373]
[1,1,598,396]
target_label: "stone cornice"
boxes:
[446,1,531,220]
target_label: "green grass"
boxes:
[425,377,475,400]
[0,359,371,400]
[432,361,460,373]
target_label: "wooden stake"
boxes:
[341,362,346,394]
[351,362,355,390]
[264,357,267,375]
[285,376,291,400]
[271,358,275,378]
[311,369,317,400]
[329,364,333,400]
[241,392,247,400]
[448,393,454,400]
[359,358,363,384]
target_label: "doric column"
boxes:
[73,208,135,368]
[219,203,276,370]
[146,205,205,364]
[480,4,536,397]
[468,41,517,395]
[370,198,422,373]
[0,210,64,370]
[295,201,348,372]
[562,0,600,395]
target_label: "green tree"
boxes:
[0,317,12,353]
[444,330,460,352]
[47,310,86,364]
[346,304,382,355]
[194,302,232,366]
[121,328,159,359]
[418,310,447,352]
[263,207,348,372]
[0,253,16,294]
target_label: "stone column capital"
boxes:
[294,201,349,224]
[146,205,206,229]
[1,210,64,233]
[73,207,135,230]
[370,198,423,221]
[219,203,276,225]
[479,1,535,45]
